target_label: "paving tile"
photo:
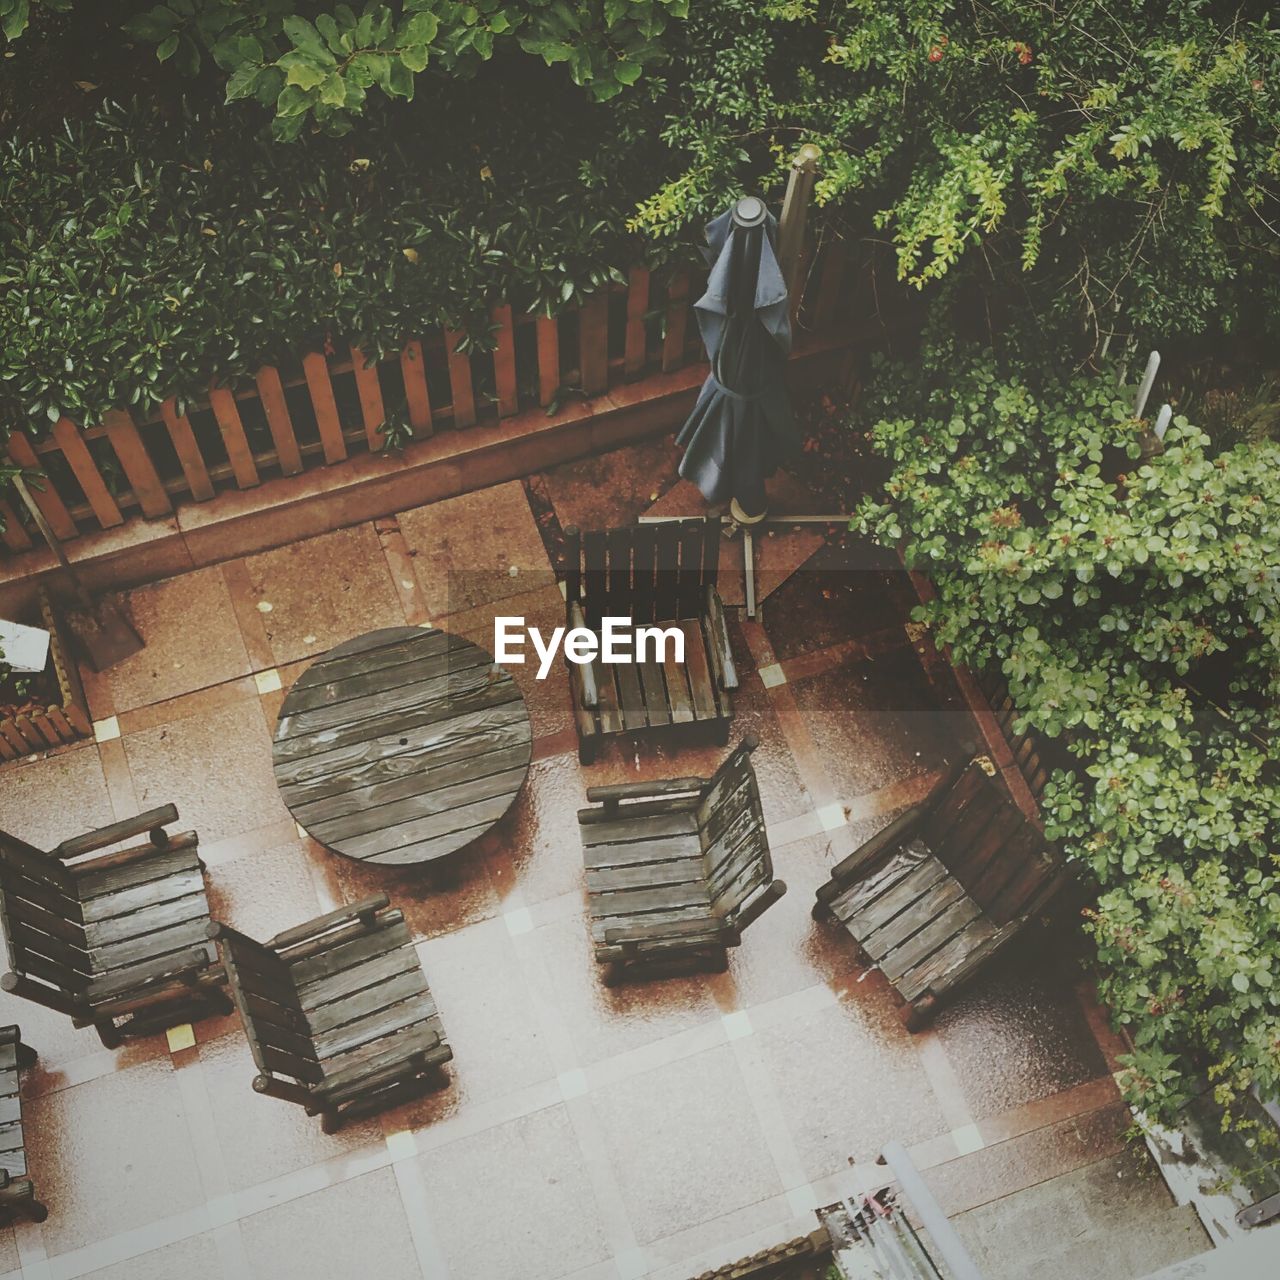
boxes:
[0,741,114,849]
[483,749,588,909]
[788,645,957,800]
[761,541,914,662]
[933,950,1110,1123]
[204,835,323,942]
[122,693,290,844]
[397,480,555,617]
[414,1103,609,1280]
[723,834,856,1008]
[25,1056,206,1255]
[589,1044,782,1244]
[239,523,405,666]
[0,1230,16,1275]
[538,436,682,532]
[523,913,722,1067]
[415,920,557,1106]
[752,987,950,1180]
[106,567,251,712]
[239,1166,422,1280]
[921,1102,1131,1219]
[197,1033,381,1190]
[309,842,504,942]
[80,1230,223,1280]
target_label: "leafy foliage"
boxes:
[856,339,1280,1125]
[639,0,1280,351]
[4,1,687,137]
[0,81,665,427]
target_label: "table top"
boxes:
[271,626,532,866]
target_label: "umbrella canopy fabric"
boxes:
[675,202,799,516]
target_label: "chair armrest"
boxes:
[265,895,390,951]
[567,602,598,709]
[816,804,926,902]
[732,879,787,932]
[603,917,734,946]
[88,944,215,1005]
[703,587,738,691]
[584,776,707,807]
[52,805,179,861]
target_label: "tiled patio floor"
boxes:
[0,445,1132,1280]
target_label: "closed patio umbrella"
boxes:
[675,196,799,520]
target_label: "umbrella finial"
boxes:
[732,196,767,228]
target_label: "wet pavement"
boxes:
[0,443,1141,1279]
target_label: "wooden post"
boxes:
[535,315,560,407]
[102,408,172,516]
[777,143,821,319]
[6,433,78,539]
[398,341,433,437]
[351,346,388,450]
[208,387,261,489]
[302,352,347,464]
[159,397,216,500]
[255,367,304,476]
[491,305,519,417]
[443,329,476,428]
[661,270,690,374]
[51,417,122,529]
[624,267,650,378]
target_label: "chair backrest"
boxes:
[564,518,721,627]
[213,926,323,1087]
[0,830,91,1009]
[919,760,1060,926]
[696,739,771,921]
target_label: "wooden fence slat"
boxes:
[491,305,519,417]
[661,270,690,374]
[50,417,122,529]
[63,701,92,737]
[398,341,432,438]
[302,352,347,464]
[29,712,60,748]
[158,398,215,502]
[624,267,650,378]
[536,315,560,408]
[0,499,33,551]
[255,366,304,476]
[579,292,610,397]
[351,347,387,450]
[208,387,261,489]
[47,706,75,741]
[101,408,172,517]
[7,432,79,539]
[443,330,477,428]
[0,723,20,759]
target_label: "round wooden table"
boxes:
[272,626,532,866]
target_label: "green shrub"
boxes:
[857,340,1280,1126]
[0,76,676,429]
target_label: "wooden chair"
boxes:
[577,737,786,984]
[0,805,229,1048]
[812,757,1067,1029]
[209,895,451,1132]
[563,519,737,763]
[0,1026,45,1224]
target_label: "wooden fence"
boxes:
[0,242,854,559]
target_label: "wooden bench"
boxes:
[578,737,786,984]
[0,805,229,1048]
[210,895,452,1132]
[0,1026,45,1224]
[813,757,1067,1029]
[563,519,737,763]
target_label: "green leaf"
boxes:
[400,45,429,73]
